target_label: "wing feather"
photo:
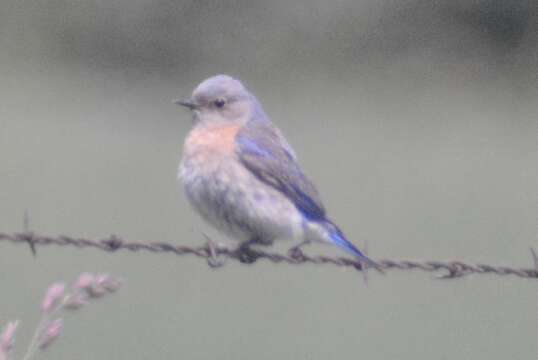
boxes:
[236,122,326,221]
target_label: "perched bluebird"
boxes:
[176,75,378,269]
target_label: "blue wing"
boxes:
[236,121,380,269]
[236,121,326,221]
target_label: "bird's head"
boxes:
[175,74,267,125]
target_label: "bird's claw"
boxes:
[236,247,260,264]
[288,247,306,261]
[207,256,226,268]
[204,234,226,269]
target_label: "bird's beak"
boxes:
[173,98,197,110]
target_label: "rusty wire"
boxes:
[1,232,537,280]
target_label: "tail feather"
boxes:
[325,222,382,271]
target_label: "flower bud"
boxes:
[41,283,65,313]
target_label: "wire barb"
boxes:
[23,210,37,256]
[0,232,537,280]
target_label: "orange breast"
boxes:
[185,123,240,156]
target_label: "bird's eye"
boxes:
[214,98,226,108]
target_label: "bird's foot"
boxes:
[287,240,312,260]
[203,234,226,268]
[207,255,226,268]
[235,246,261,264]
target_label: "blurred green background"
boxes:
[1,1,537,359]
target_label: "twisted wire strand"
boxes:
[1,232,537,280]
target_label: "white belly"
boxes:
[179,152,304,244]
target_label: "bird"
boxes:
[175,74,379,270]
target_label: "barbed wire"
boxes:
[1,232,537,280]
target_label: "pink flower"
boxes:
[88,274,122,298]
[41,283,66,314]
[0,321,18,353]
[100,275,123,293]
[74,273,94,291]
[39,319,63,350]
[63,293,87,310]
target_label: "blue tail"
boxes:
[325,222,379,269]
